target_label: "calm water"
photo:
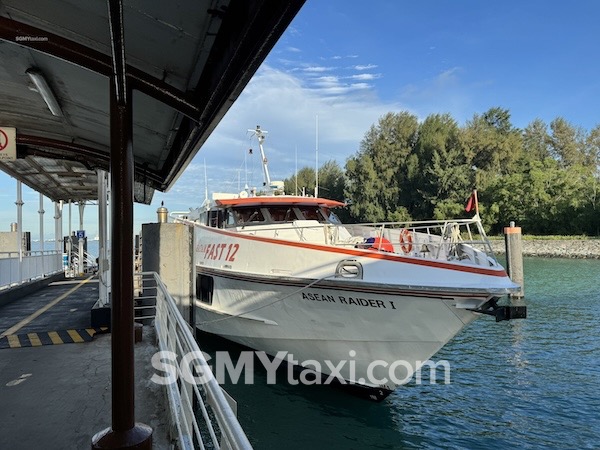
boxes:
[30,239,100,258]
[200,258,600,449]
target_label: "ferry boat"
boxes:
[173,127,524,400]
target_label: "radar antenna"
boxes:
[248,125,271,190]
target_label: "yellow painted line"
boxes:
[84,328,96,338]
[0,275,94,339]
[48,331,63,345]
[67,329,84,343]
[7,335,21,348]
[27,333,42,347]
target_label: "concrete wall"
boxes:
[141,222,194,324]
[0,231,21,253]
[489,238,600,258]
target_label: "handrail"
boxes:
[143,271,253,450]
[67,248,98,277]
[171,214,498,267]
[0,250,62,290]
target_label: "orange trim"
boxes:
[215,196,345,208]
[504,227,522,234]
[198,226,509,278]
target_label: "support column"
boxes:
[78,201,85,275]
[54,201,63,253]
[39,194,45,253]
[98,169,109,307]
[91,0,152,447]
[16,181,23,281]
[67,200,72,276]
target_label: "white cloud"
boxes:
[353,64,378,71]
[350,73,382,81]
[302,65,335,73]
[150,64,405,212]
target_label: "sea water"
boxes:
[202,258,600,449]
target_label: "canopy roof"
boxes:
[0,0,305,204]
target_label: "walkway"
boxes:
[0,276,170,449]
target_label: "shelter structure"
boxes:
[0,0,305,447]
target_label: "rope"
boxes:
[197,273,336,325]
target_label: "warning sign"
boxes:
[0,127,16,161]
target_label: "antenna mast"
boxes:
[315,114,319,198]
[249,125,271,190]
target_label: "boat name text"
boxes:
[196,243,239,261]
[302,292,396,309]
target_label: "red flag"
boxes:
[465,192,475,212]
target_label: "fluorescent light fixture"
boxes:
[26,68,63,117]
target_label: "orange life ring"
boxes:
[399,229,413,253]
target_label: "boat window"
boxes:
[297,206,326,222]
[224,209,237,227]
[267,207,296,222]
[198,211,208,225]
[195,274,214,305]
[233,207,265,224]
[208,210,219,227]
[327,210,342,224]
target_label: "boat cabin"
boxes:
[202,196,345,229]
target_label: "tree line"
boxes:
[283,108,600,235]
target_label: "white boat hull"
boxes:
[195,267,486,398]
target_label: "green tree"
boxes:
[548,117,586,168]
[522,118,551,162]
[412,113,471,219]
[283,160,346,202]
[345,112,419,222]
[284,166,315,196]
[461,107,523,178]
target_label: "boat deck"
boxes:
[0,276,170,449]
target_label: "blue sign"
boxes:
[76,230,85,239]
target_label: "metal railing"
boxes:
[66,248,98,277]
[173,215,499,269]
[140,271,252,450]
[0,250,63,290]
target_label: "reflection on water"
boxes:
[198,258,600,449]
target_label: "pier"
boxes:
[0,271,252,449]
[0,1,305,447]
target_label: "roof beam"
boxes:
[0,16,202,121]
[16,134,164,188]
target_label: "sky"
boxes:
[1,0,599,240]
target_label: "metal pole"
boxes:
[110,76,135,432]
[54,201,62,253]
[39,193,45,274]
[78,201,85,275]
[92,0,152,447]
[16,181,23,282]
[98,169,109,307]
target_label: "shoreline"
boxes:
[488,238,600,259]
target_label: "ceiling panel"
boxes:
[0,0,306,204]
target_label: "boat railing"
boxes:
[140,271,253,450]
[232,217,498,267]
[171,211,497,268]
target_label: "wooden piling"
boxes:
[504,221,524,299]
